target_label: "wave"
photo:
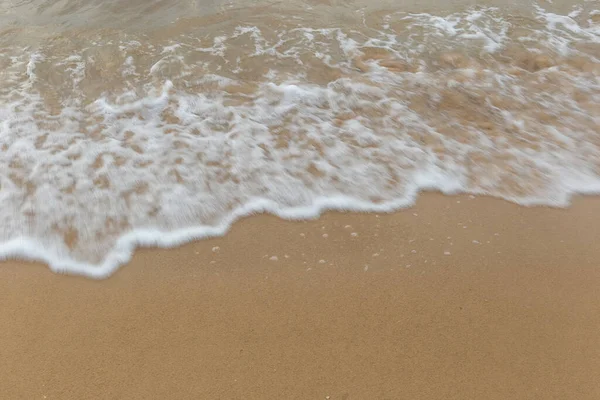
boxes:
[0,3,599,277]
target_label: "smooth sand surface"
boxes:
[2,193,600,399]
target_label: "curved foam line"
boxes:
[2,177,599,279]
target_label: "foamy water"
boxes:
[0,0,599,277]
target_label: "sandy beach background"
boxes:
[2,0,600,398]
[2,193,600,399]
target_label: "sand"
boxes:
[1,193,600,399]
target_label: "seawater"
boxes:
[0,0,599,277]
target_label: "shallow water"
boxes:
[0,0,599,276]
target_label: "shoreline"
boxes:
[2,193,600,399]
[0,190,593,279]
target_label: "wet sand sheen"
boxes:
[2,193,600,399]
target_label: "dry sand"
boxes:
[1,193,600,399]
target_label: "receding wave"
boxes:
[0,2,599,277]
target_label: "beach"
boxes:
[2,0,600,397]
[2,193,600,399]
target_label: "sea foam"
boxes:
[0,4,599,277]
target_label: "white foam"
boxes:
[1,4,599,277]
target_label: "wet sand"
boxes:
[2,193,600,399]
